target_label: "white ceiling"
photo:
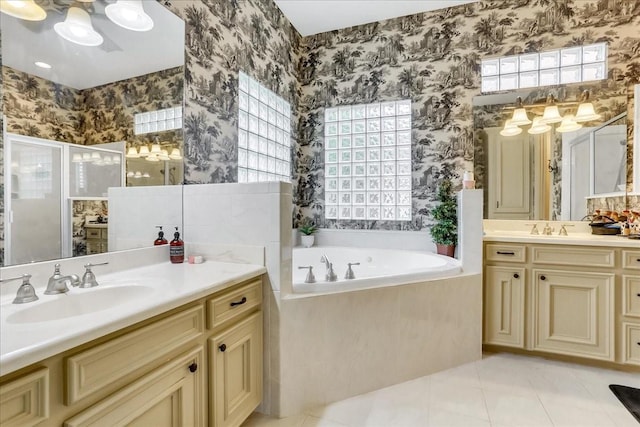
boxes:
[1,1,184,90]
[274,0,480,36]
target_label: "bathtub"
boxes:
[292,246,462,294]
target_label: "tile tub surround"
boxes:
[244,352,640,427]
[274,272,482,417]
[0,250,266,376]
[483,219,640,248]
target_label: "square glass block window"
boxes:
[326,206,338,219]
[499,74,518,91]
[582,62,606,81]
[325,136,338,150]
[381,102,396,116]
[325,123,338,136]
[519,53,539,72]
[539,68,559,86]
[560,46,582,67]
[560,65,581,84]
[519,71,539,89]
[238,72,291,183]
[352,105,366,120]
[499,56,518,74]
[367,103,381,118]
[396,100,411,115]
[338,106,352,121]
[353,135,366,148]
[583,43,606,63]
[539,50,560,69]
[481,58,499,76]
[482,76,499,93]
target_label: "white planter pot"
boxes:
[300,234,315,248]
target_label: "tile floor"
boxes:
[243,353,640,427]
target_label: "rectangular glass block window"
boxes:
[323,99,412,221]
[238,71,291,183]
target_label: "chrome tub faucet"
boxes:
[320,255,337,282]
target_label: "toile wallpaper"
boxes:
[295,0,640,230]
[72,200,108,257]
[163,0,302,184]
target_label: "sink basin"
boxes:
[6,285,153,324]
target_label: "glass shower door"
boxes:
[7,138,63,265]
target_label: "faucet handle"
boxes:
[81,262,108,288]
[1,274,39,304]
[84,262,109,269]
[525,223,539,235]
[345,262,360,280]
[298,266,316,284]
[558,224,574,236]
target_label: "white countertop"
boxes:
[0,261,266,377]
[484,231,640,248]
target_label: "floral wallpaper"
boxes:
[163,0,302,184]
[295,0,640,230]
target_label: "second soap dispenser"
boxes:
[170,227,184,263]
[154,226,168,245]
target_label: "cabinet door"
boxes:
[210,312,262,427]
[65,347,205,427]
[484,266,525,348]
[532,269,614,361]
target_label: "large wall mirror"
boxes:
[474,84,630,222]
[1,0,185,266]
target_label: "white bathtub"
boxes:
[292,246,462,294]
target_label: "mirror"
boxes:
[1,0,185,266]
[474,85,630,221]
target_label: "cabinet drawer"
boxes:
[623,275,640,318]
[532,246,614,268]
[0,368,49,427]
[622,250,640,270]
[66,305,204,405]
[85,228,102,239]
[207,279,262,330]
[622,323,640,366]
[485,244,526,263]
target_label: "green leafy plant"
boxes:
[429,179,458,246]
[299,221,317,236]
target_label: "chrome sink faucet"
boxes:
[1,274,39,304]
[320,255,338,282]
[80,262,109,288]
[45,263,80,295]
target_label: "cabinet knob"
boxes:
[540,275,546,281]
[513,273,519,279]
[219,344,227,352]
[230,297,247,307]
[188,362,198,373]
[637,293,640,297]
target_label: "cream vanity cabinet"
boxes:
[0,275,264,427]
[484,242,640,368]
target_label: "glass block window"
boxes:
[481,43,607,93]
[324,100,412,221]
[237,71,291,183]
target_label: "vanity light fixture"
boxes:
[574,90,601,122]
[126,147,140,158]
[138,145,150,157]
[145,153,160,162]
[54,7,103,47]
[91,152,101,161]
[528,116,551,135]
[126,171,135,178]
[500,119,522,137]
[510,97,532,126]
[134,171,142,179]
[150,143,162,155]
[158,150,171,161]
[105,0,154,32]
[82,152,92,162]
[0,0,46,21]
[102,155,113,165]
[539,95,563,124]
[169,148,182,160]
[556,114,582,133]
[142,172,151,178]
[71,153,83,163]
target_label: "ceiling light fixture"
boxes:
[0,0,46,21]
[54,7,103,47]
[105,0,154,32]
[34,61,52,69]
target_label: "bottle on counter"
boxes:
[170,227,184,263]
[154,226,168,245]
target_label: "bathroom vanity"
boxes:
[0,261,265,427]
[483,223,639,369]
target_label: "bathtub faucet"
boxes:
[320,255,337,282]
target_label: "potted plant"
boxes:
[430,179,458,257]
[299,221,317,248]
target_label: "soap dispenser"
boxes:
[154,226,168,245]
[170,227,184,264]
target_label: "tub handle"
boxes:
[345,262,360,280]
[298,266,316,284]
